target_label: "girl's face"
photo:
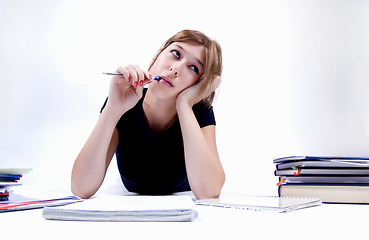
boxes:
[149,41,205,100]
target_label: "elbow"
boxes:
[71,178,96,199]
[194,188,222,200]
[71,168,101,199]
[197,192,221,200]
[193,176,225,200]
[71,184,94,199]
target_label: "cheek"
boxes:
[182,74,199,87]
[179,76,198,90]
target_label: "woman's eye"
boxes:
[171,50,180,59]
[190,65,199,74]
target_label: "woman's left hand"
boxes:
[176,75,221,107]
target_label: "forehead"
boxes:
[171,41,205,64]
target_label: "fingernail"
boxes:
[128,77,131,82]
[134,82,138,87]
[140,80,144,86]
[149,74,152,79]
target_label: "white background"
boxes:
[1,0,369,196]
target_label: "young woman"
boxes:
[71,30,225,199]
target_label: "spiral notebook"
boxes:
[43,194,196,222]
[195,195,322,213]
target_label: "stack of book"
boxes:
[274,156,369,203]
[0,168,32,201]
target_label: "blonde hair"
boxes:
[148,30,222,107]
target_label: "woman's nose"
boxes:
[169,66,178,76]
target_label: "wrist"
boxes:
[101,104,126,124]
[176,97,192,114]
[176,92,194,107]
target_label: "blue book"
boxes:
[0,174,22,182]
[274,156,369,164]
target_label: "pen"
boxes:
[102,72,161,81]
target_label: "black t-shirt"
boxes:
[101,88,216,194]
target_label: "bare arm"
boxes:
[176,76,225,199]
[176,101,225,199]
[71,65,152,199]
[71,112,119,199]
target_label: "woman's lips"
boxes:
[159,76,174,87]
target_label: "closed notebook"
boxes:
[0,195,81,212]
[43,195,196,222]
[275,168,369,176]
[279,184,369,203]
[195,195,322,213]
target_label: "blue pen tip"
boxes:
[152,76,161,81]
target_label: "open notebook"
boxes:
[195,195,322,213]
[43,194,196,222]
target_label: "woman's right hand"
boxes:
[104,65,152,118]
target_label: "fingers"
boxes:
[114,66,130,84]
[201,75,221,101]
[212,75,221,91]
[116,65,152,88]
[202,75,221,96]
[125,65,141,87]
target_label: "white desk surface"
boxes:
[2,187,368,239]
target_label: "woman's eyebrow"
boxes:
[174,44,204,69]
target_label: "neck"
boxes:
[143,89,178,133]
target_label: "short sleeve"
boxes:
[192,103,216,128]
[100,97,108,113]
